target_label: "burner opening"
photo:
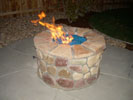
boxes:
[53,34,87,45]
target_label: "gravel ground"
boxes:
[0,12,127,49]
[0,12,66,48]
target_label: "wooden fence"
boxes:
[0,0,63,17]
[0,0,132,17]
[99,0,132,11]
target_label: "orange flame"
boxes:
[31,12,73,44]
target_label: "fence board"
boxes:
[0,0,132,17]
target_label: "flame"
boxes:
[31,12,73,44]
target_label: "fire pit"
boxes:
[33,12,106,90]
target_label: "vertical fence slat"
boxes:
[20,0,22,16]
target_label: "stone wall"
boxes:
[34,26,106,90]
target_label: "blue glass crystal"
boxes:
[69,35,87,45]
[52,34,87,45]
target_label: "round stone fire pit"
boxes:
[34,26,106,90]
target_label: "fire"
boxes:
[31,12,73,44]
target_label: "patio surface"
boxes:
[0,37,133,100]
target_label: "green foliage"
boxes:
[63,0,94,23]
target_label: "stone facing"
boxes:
[73,72,83,80]
[43,74,55,86]
[34,27,106,90]
[75,79,85,88]
[69,65,82,73]
[56,78,74,88]
[58,69,71,78]
[47,66,56,76]
[43,54,54,65]
[55,57,68,67]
